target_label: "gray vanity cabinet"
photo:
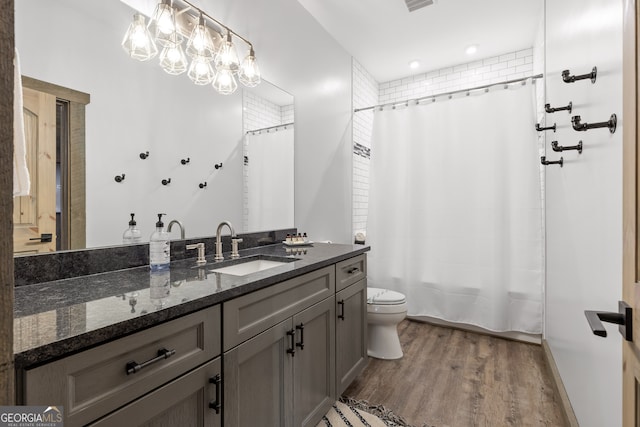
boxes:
[223,318,294,426]
[21,305,221,427]
[222,266,337,427]
[335,278,368,395]
[292,296,336,427]
[89,357,222,427]
[335,254,368,395]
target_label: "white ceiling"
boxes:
[296,0,543,83]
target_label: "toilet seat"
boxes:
[367,287,406,305]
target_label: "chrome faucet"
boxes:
[215,221,243,261]
[167,219,185,240]
[186,242,206,265]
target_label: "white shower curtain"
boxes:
[246,127,294,231]
[367,82,543,333]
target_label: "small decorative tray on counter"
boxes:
[282,240,314,247]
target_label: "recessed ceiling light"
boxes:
[465,45,478,55]
[409,60,420,70]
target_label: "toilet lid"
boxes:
[367,287,406,305]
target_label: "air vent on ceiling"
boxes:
[404,0,434,12]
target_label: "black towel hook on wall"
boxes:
[551,140,582,154]
[536,123,556,132]
[181,158,190,165]
[541,156,563,167]
[571,114,617,133]
[562,66,597,84]
[214,163,223,170]
[545,102,572,114]
[139,151,149,159]
[114,174,125,183]
[162,178,171,185]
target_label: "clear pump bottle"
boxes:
[123,213,143,244]
[149,213,170,271]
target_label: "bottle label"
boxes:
[150,240,170,269]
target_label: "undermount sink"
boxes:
[209,258,292,276]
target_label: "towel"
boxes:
[13,48,30,197]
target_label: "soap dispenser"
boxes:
[122,213,142,244]
[150,213,170,271]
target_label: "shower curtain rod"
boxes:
[246,122,294,135]
[354,73,544,113]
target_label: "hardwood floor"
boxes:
[344,319,567,427]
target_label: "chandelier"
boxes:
[121,0,261,95]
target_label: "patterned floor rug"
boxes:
[316,397,416,427]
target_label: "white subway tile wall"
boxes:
[352,48,535,236]
[352,58,379,237]
[379,48,534,104]
[242,91,295,231]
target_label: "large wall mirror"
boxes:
[14,0,294,254]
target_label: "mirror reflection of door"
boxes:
[13,87,56,254]
[13,77,89,254]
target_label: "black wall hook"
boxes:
[551,140,582,154]
[181,158,190,165]
[162,178,171,185]
[199,182,207,189]
[139,151,149,159]
[114,174,126,183]
[545,102,572,114]
[536,123,556,132]
[214,162,223,169]
[571,114,617,133]
[562,66,597,84]
[541,156,563,167]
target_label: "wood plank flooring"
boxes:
[344,320,567,427]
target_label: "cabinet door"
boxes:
[336,279,368,395]
[89,357,222,427]
[224,318,294,427]
[293,297,336,427]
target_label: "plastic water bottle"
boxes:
[149,213,170,271]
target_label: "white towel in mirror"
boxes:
[13,48,30,197]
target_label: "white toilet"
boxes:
[367,287,408,360]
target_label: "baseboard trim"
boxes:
[541,339,579,427]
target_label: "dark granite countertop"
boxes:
[14,242,369,369]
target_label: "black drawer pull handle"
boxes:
[286,329,296,357]
[29,233,52,243]
[338,300,345,320]
[347,267,360,274]
[209,374,222,414]
[296,323,305,350]
[125,347,176,375]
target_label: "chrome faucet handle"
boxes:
[231,238,243,259]
[186,242,206,265]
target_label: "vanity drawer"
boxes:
[23,305,220,427]
[336,255,367,291]
[223,266,335,351]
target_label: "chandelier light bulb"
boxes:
[186,14,216,62]
[151,0,182,47]
[215,31,240,72]
[212,68,238,94]
[122,14,158,61]
[239,48,261,87]
[159,41,188,75]
[188,57,216,85]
